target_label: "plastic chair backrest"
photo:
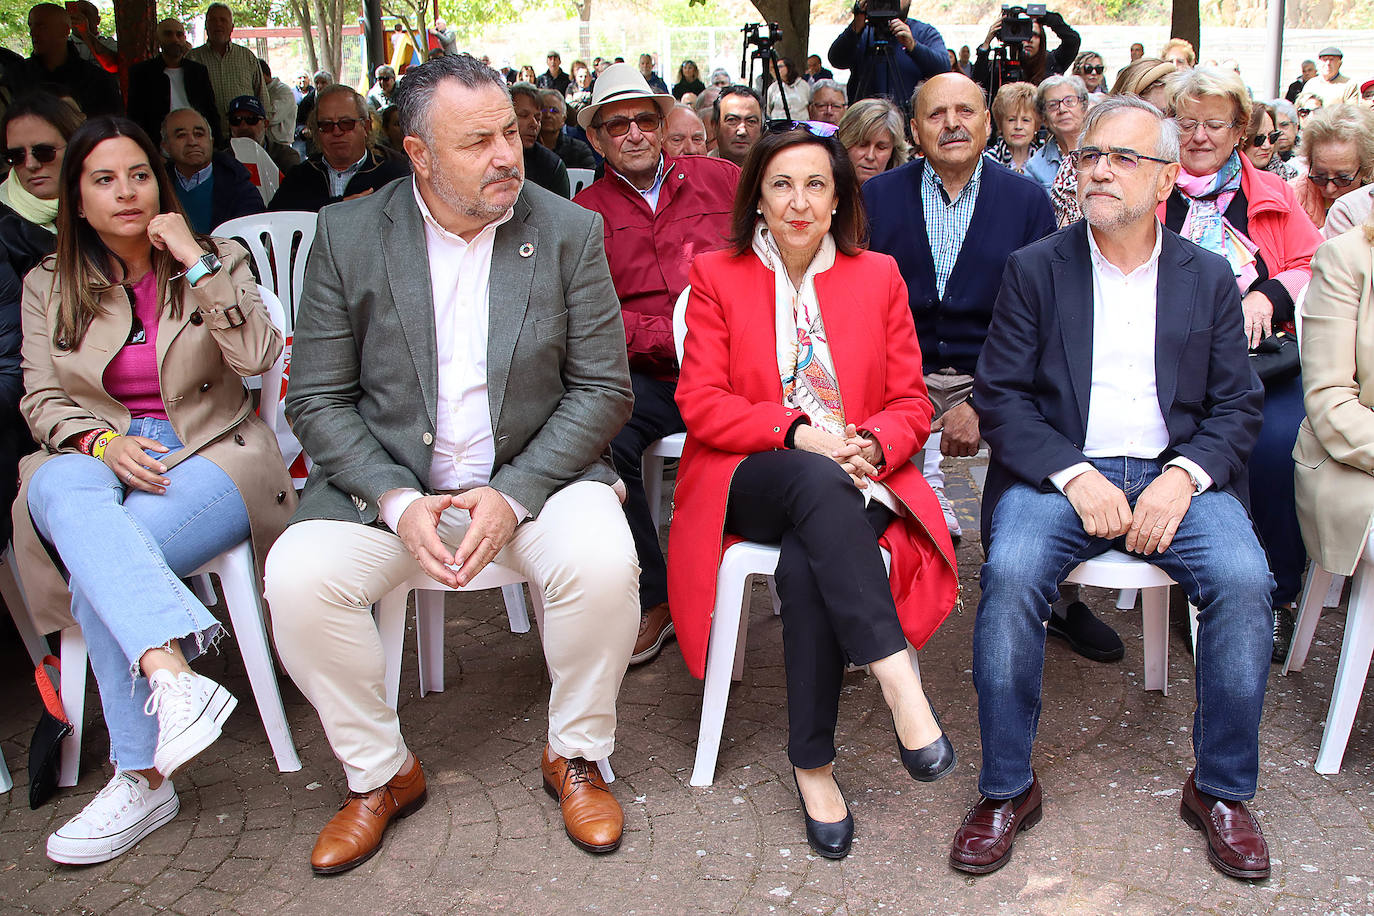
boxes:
[229,137,281,206]
[256,284,288,437]
[568,167,596,196]
[213,211,318,332]
[674,284,690,364]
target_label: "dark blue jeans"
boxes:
[973,457,1273,801]
[1249,374,1306,606]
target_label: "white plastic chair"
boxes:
[373,567,614,783]
[691,543,908,786]
[641,286,691,532]
[213,211,318,330]
[567,167,596,196]
[1062,549,1190,695]
[53,286,302,786]
[1282,552,1374,774]
[228,137,281,206]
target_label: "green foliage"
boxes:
[440,0,524,42]
[0,0,32,53]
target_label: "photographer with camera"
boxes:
[828,0,949,111]
[971,5,1080,93]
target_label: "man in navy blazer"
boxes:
[950,97,1273,882]
[865,73,1124,662]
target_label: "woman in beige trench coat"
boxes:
[12,116,295,866]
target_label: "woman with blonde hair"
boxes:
[986,82,1040,173]
[1111,57,1175,111]
[1160,67,1323,658]
[835,98,908,184]
[1289,104,1374,230]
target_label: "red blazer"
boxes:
[667,245,959,679]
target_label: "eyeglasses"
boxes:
[4,143,64,167]
[765,119,839,137]
[1043,96,1083,113]
[1174,118,1238,135]
[1245,130,1282,149]
[594,111,662,137]
[1069,147,1173,172]
[810,101,846,112]
[1080,64,1104,75]
[227,114,262,126]
[316,118,361,135]
[1308,172,1359,188]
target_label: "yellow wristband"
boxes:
[90,431,119,462]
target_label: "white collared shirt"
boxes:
[1049,222,1213,494]
[377,180,524,532]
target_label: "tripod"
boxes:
[742,39,793,122]
[851,29,910,117]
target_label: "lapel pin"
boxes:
[519,242,535,258]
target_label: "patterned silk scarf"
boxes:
[1177,151,1258,290]
[752,221,844,435]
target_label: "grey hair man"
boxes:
[185,1,268,135]
[367,63,398,110]
[952,94,1272,883]
[267,52,637,876]
[807,78,848,124]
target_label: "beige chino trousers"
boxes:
[267,480,640,793]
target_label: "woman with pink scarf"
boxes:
[1160,67,1322,661]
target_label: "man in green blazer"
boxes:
[266,54,639,875]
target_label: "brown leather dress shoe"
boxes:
[949,775,1043,874]
[1180,772,1270,880]
[630,602,675,665]
[311,756,428,875]
[541,745,623,853]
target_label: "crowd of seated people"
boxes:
[5,1,1374,896]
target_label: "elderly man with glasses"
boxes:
[272,84,410,212]
[951,94,1274,884]
[366,64,398,111]
[572,63,740,664]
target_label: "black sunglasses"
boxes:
[1081,64,1104,74]
[227,114,263,126]
[316,118,362,135]
[4,143,63,167]
[1297,107,1315,117]
[1308,172,1358,188]
[594,111,662,137]
[1246,130,1282,148]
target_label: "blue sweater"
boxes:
[864,158,1056,376]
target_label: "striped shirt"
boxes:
[921,156,984,300]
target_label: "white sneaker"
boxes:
[145,669,237,777]
[932,485,962,539]
[47,771,179,865]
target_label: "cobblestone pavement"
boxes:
[2,460,1373,915]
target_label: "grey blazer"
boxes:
[285,177,632,525]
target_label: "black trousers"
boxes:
[725,449,908,768]
[609,371,685,610]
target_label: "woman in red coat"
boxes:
[667,124,959,859]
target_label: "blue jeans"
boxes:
[27,417,250,771]
[1249,374,1306,605]
[973,457,1273,802]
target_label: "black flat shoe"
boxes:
[792,770,853,859]
[1047,601,1125,662]
[896,709,957,782]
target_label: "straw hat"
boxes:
[575,62,674,130]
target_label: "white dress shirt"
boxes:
[1049,222,1213,494]
[166,67,190,112]
[377,181,525,532]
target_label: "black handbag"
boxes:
[1249,331,1300,384]
[28,655,72,809]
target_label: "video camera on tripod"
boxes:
[862,6,905,45]
[987,3,1046,95]
[741,22,793,120]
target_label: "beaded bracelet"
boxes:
[89,430,119,462]
[76,428,106,455]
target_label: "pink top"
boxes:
[102,271,168,420]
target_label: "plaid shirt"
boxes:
[186,41,265,132]
[921,156,984,300]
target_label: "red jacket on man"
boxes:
[574,154,740,379]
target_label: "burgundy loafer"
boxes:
[949,774,1043,874]
[1180,772,1270,881]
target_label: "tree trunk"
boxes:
[576,0,592,64]
[750,0,809,81]
[1171,0,1201,58]
[289,0,320,74]
[112,0,155,95]
[309,0,344,80]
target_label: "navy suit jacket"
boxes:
[972,221,1264,546]
[864,158,1055,375]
